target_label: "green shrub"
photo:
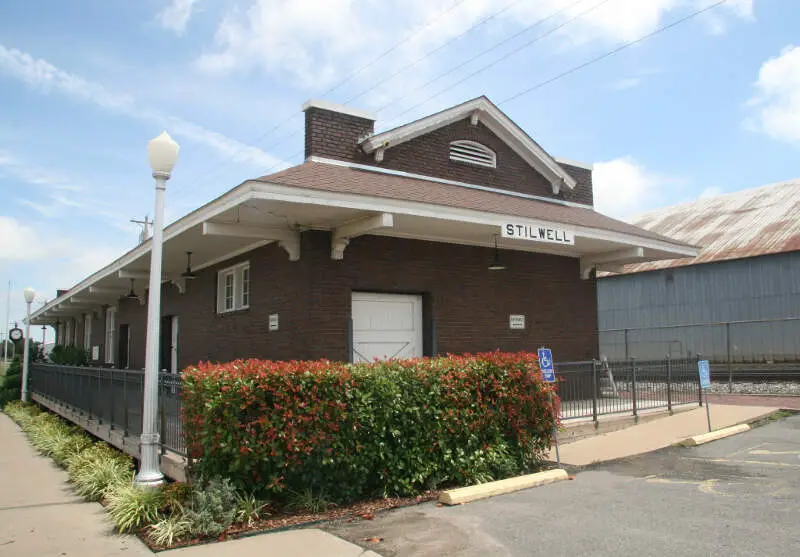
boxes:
[287,487,333,513]
[148,513,193,547]
[182,352,556,503]
[235,491,270,526]
[0,357,22,408]
[160,481,192,514]
[48,344,89,366]
[183,477,238,538]
[106,483,165,533]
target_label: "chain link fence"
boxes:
[599,317,800,393]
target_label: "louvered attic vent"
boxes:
[449,140,496,168]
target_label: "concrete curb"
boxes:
[682,423,751,446]
[439,469,569,505]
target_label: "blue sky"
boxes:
[0,0,798,329]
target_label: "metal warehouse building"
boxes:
[598,179,800,366]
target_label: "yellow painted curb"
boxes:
[682,423,751,447]
[439,469,569,505]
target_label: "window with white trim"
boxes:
[84,314,92,351]
[105,308,116,364]
[449,140,496,168]
[217,262,250,314]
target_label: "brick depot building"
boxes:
[31,97,696,370]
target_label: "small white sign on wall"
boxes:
[509,314,526,330]
[91,346,100,360]
[269,313,279,332]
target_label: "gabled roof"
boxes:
[359,96,577,194]
[259,160,696,251]
[609,179,800,275]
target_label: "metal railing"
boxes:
[554,357,701,421]
[600,317,800,391]
[28,363,184,455]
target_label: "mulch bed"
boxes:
[142,491,439,552]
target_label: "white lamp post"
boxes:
[21,287,35,402]
[135,131,179,487]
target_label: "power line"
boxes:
[222,0,606,182]
[342,0,531,106]
[377,0,613,127]
[499,0,730,106]
[167,0,471,201]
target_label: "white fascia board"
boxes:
[308,156,592,209]
[247,180,700,258]
[29,183,256,321]
[554,157,594,171]
[361,97,577,190]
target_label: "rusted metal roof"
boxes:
[616,179,800,274]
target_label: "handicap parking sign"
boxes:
[538,348,555,383]
[698,360,711,389]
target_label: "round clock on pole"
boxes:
[9,327,23,342]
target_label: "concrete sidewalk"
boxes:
[0,413,151,557]
[0,413,378,557]
[548,404,779,466]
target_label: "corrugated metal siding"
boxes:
[619,179,799,274]
[598,251,800,362]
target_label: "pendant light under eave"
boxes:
[181,251,197,279]
[488,236,506,271]
[126,279,139,300]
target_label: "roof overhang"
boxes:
[360,96,577,194]
[30,177,698,326]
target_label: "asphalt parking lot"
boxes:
[326,413,800,557]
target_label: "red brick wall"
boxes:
[117,232,598,370]
[304,107,374,162]
[305,110,593,206]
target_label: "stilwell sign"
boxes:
[501,223,575,245]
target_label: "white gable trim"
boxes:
[307,156,593,209]
[360,97,577,193]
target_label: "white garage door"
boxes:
[352,292,423,363]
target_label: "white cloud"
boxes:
[747,45,800,144]
[0,216,52,261]
[592,157,691,219]
[0,150,130,228]
[158,0,200,34]
[194,0,754,92]
[612,77,641,90]
[0,44,283,168]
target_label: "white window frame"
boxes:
[83,314,92,351]
[449,140,497,168]
[105,307,116,364]
[217,262,250,314]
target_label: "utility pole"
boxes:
[3,280,9,368]
[131,216,152,244]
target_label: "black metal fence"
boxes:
[554,357,701,421]
[28,363,184,455]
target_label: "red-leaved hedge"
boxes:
[182,352,557,502]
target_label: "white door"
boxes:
[352,292,423,363]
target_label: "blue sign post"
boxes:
[698,359,712,432]
[538,347,560,466]
[538,348,555,383]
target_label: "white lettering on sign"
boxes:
[509,315,525,330]
[501,223,575,245]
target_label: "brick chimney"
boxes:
[56,289,68,298]
[302,100,376,163]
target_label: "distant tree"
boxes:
[0,357,22,408]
